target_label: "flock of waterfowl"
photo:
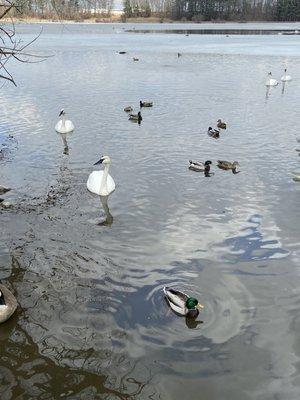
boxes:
[0,65,298,324]
[124,100,153,124]
[266,68,292,86]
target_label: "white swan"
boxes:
[87,155,115,196]
[55,109,74,134]
[281,68,292,81]
[266,72,278,87]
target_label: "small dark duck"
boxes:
[140,101,153,108]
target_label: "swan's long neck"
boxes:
[100,163,110,195]
[61,114,66,128]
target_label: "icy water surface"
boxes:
[0,23,300,399]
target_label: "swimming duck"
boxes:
[55,109,74,134]
[129,111,142,122]
[118,51,126,54]
[163,287,204,317]
[189,160,212,172]
[281,68,292,81]
[124,106,133,112]
[217,160,240,173]
[87,155,115,196]
[133,57,139,61]
[0,284,17,324]
[217,160,239,169]
[140,101,153,108]
[266,72,278,87]
[217,119,227,129]
[208,127,220,139]
[0,186,11,195]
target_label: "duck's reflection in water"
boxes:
[98,195,113,226]
[185,317,203,329]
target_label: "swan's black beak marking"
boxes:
[59,110,64,116]
[94,158,104,165]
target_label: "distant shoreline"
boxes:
[4,16,300,25]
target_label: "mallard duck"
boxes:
[140,101,153,108]
[129,111,142,122]
[266,72,278,87]
[217,160,240,171]
[0,186,11,195]
[124,106,133,113]
[207,127,220,139]
[0,284,17,324]
[118,51,126,54]
[163,287,204,317]
[217,119,227,129]
[189,160,212,172]
[281,68,292,82]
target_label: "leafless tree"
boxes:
[0,1,48,85]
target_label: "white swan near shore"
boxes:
[87,155,115,196]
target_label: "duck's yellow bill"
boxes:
[196,304,204,310]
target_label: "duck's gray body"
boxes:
[163,287,189,316]
[0,284,17,324]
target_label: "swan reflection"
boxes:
[58,132,73,155]
[98,195,113,226]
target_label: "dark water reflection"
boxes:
[127,28,300,35]
[0,23,300,399]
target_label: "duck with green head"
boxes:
[163,287,204,317]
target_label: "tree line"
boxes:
[123,0,300,22]
[7,0,300,21]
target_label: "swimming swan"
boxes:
[266,72,278,87]
[281,68,292,81]
[55,109,74,134]
[87,155,115,196]
[0,284,17,324]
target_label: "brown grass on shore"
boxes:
[2,15,174,24]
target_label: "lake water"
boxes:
[0,22,300,399]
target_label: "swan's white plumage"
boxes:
[87,171,115,196]
[281,71,292,81]
[55,110,74,134]
[55,120,74,134]
[266,74,278,87]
